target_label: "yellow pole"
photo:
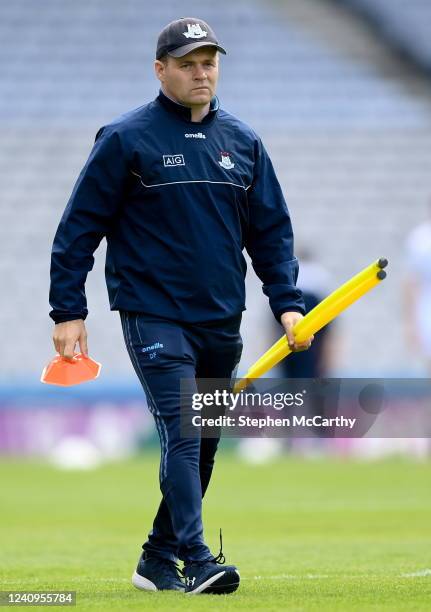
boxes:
[234,258,387,393]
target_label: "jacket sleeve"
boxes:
[49,126,128,323]
[245,137,305,321]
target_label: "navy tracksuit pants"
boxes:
[120,311,242,564]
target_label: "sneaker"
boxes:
[184,530,240,595]
[132,552,185,592]
[184,560,240,595]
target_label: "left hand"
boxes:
[280,312,314,352]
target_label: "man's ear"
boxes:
[154,60,165,83]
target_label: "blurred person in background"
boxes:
[278,246,336,380]
[403,202,431,375]
[48,18,313,595]
[401,203,431,460]
[239,247,337,464]
[279,247,338,456]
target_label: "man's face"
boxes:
[155,47,219,107]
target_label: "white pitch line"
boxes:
[401,569,431,578]
[243,574,331,581]
[0,578,130,585]
[244,570,431,581]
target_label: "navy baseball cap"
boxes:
[156,18,227,60]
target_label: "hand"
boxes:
[280,312,314,352]
[53,319,88,360]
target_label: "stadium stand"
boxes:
[336,0,431,74]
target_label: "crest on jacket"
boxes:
[218,152,235,170]
[183,24,208,39]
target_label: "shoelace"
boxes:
[213,528,226,564]
[151,556,185,580]
[186,528,226,568]
[175,562,185,579]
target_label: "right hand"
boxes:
[280,312,314,352]
[53,319,88,360]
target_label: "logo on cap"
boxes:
[183,23,208,39]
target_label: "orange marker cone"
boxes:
[40,353,102,387]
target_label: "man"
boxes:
[49,17,312,595]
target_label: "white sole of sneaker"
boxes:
[131,570,157,592]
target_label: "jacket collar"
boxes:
[157,89,219,124]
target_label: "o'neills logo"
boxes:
[185,132,206,139]
[142,342,164,353]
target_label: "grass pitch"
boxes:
[1,450,430,610]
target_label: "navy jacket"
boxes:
[49,90,305,324]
